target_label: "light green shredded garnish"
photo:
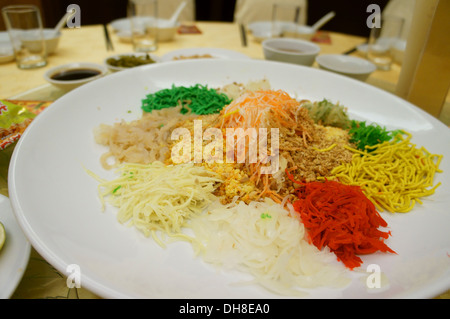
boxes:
[303,99,351,129]
[112,185,121,194]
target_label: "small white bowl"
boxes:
[262,38,320,66]
[104,52,160,72]
[156,19,179,42]
[0,32,14,63]
[22,28,61,55]
[44,62,108,91]
[248,21,313,42]
[0,43,14,63]
[283,25,315,41]
[42,29,61,54]
[316,54,376,81]
[252,27,281,43]
[248,21,282,42]
[110,17,178,42]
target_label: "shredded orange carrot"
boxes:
[217,90,318,202]
[218,89,301,129]
[292,179,396,270]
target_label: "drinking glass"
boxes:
[2,5,47,69]
[128,0,158,52]
[367,15,404,71]
[272,3,302,38]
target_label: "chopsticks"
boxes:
[239,24,247,47]
[103,24,114,51]
[343,40,368,55]
[343,46,358,55]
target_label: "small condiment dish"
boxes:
[262,38,320,66]
[315,54,376,81]
[104,52,160,72]
[44,62,108,91]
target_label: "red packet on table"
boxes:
[0,100,52,150]
[177,24,202,34]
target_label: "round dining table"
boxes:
[0,21,448,299]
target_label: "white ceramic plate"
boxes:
[316,54,376,81]
[0,195,31,298]
[160,47,250,62]
[8,59,450,299]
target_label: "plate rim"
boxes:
[0,194,31,299]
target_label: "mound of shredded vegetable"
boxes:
[292,180,396,270]
[94,106,192,170]
[349,120,402,151]
[302,99,351,129]
[218,89,301,129]
[89,161,222,246]
[141,84,232,115]
[188,198,350,295]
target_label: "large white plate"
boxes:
[8,59,450,299]
[0,195,30,298]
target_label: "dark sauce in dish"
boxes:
[51,68,101,81]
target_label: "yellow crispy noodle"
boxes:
[330,131,443,213]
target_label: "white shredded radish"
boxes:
[188,199,350,296]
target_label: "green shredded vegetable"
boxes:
[349,120,402,151]
[141,84,232,115]
[112,185,121,194]
[302,99,351,129]
[260,212,272,219]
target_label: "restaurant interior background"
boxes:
[0,0,390,37]
[1,0,444,125]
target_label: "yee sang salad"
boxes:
[89,79,443,296]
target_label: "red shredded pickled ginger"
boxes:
[292,179,396,270]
